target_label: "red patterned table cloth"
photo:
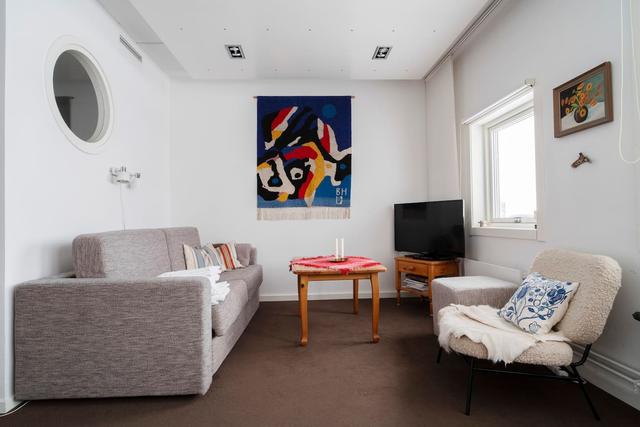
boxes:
[290,255,382,275]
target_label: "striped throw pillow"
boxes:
[183,243,222,270]
[183,243,243,271]
[211,243,243,270]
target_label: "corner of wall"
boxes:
[0,0,8,415]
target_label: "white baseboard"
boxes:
[0,395,22,414]
[573,346,640,410]
[260,290,401,302]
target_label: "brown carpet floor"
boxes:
[1,298,639,427]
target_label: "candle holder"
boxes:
[329,257,349,263]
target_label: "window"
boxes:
[46,37,113,154]
[486,106,536,223]
[465,86,540,239]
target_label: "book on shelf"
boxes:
[405,274,427,283]
[403,278,428,291]
[404,283,427,291]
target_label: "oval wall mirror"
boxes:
[46,38,113,154]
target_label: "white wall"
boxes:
[425,58,460,200]
[1,0,172,410]
[0,0,5,411]
[428,0,640,408]
[170,80,427,300]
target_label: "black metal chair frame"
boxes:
[437,344,600,420]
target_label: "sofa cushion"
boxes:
[220,265,263,297]
[211,280,248,336]
[162,227,201,271]
[235,244,253,267]
[73,229,171,279]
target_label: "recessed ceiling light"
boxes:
[226,45,245,59]
[372,46,392,60]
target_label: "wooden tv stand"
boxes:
[395,256,460,315]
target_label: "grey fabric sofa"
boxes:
[14,227,261,400]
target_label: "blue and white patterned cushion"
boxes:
[498,272,579,334]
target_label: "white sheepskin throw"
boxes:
[438,304,569,364]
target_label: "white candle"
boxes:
[341,238,345,259]
[335,238,339,260]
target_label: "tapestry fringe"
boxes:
[257,207,350,220]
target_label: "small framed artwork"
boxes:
[553,61,613,138]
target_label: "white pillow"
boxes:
[498,272,579,334]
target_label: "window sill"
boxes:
[470,226,537,240]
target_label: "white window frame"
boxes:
[461,84,543,241]
[484,103,536,224]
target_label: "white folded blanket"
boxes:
[160,266,221,281]
[211,281,230,304]
[158,267,230,305]
[438,304,569,364]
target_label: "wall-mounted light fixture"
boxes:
[110,166,141,185]
[110,166,141,231]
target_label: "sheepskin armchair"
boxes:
[439,249,622,419]
[446,249,622,366]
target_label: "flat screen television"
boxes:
[394,200,465,260]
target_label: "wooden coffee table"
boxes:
[291,263,387,346]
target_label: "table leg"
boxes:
[370,273,380,343]
[427,277,433,316]
[298,276,309,346]
[353,279,359,314]
[297,275,301,318]
[395,268,401,306]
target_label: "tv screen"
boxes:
[394,200,465,259]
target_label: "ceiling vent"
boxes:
[119,35,142,62]
[226,45,245,59]
[372,46,392,60]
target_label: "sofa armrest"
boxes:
[235,243,258,266]
[14,277,212,400]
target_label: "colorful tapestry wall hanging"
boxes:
[257,96,352,220]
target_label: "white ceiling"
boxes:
[99,0,491,80]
